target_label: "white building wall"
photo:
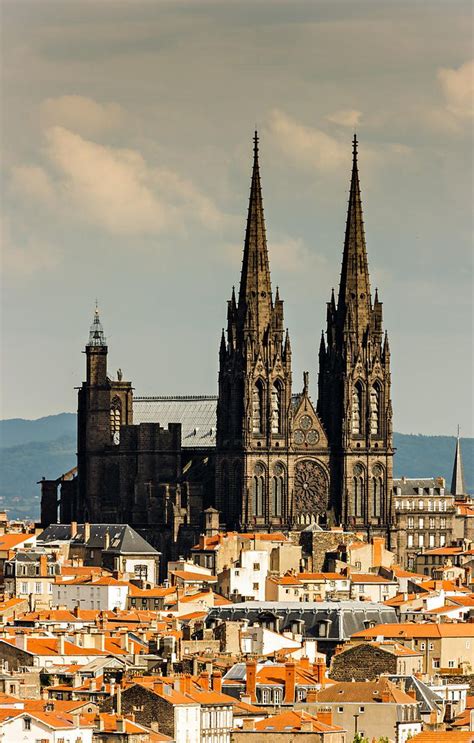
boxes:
[0,714,93,743]
[174,704,201,743]
[228,550,268,601]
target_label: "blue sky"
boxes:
[1,0,473,435]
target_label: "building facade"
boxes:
[41,133,395,550]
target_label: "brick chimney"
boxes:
[212,670,222,693]
[116,716,125,734]
[380,689,391,703]
[300,719,313,732]
[58,635,65,656]
[372,537,385,566]
[242,719,255,731]
[39,554,48,577]
[71,521,77,538]
[199,671,210,690]
[180,674,192,695]
[84,522,90,543]
[284,662,296,704]
[246,660,257,703]
[313,657,326,685]
[317,707,333,726]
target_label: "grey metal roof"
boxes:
[388,676,443,714]
[393,478,451,496]
[207,601,398,641]
[133,396,217,448]
[38,524,159,554]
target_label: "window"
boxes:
[252,381,264,434]
[134,564,148,581]
[271,381,283,434]
[372,475,382,519]
[407,535,414,548]
[35,582,41,594]
[418,534,424,548]
[23,717,31,730]
[440,534,446,547]
[20,582,28,595]
[370,384,380,435]
[252,467,265,517]
[429,534,435,547]
[429,643,434,650]
[418,500,424,510]
[252,583,259,591]
[432,659,440,668]
[110,396,122,444]
[429,517,435,529]
[352,382,363,434]
[420,642,425,650]
[354,474,364,518]
[395,500,400,510]
[359,706,365,713]
[337,707,344,713]
[407,516,414,529]
[418,517,424,529]
[318,622,328,637]
[440,517,446,529]
[253,563,260,571]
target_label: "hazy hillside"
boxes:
[0,414,472,519]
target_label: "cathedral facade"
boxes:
[41,133,395,552]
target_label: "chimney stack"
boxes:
[84,522,90,543]
[245,660,257,703]
[212,670,222,693]
[284,662,296,704]
[39,554,48,577]
[71,521,78,538]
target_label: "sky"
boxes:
[1,0,473,436]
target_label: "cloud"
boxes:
[11,126,226,237]
[223,235,326,276]
[1,216,60,279]
[268,109,347,173]
[326,109,362,128]
[437,59,473,120]
[40,95,125,137]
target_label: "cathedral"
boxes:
[41,133,395,556]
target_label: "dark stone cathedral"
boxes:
[41,133,395,557]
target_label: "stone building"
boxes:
[40,133,395,551]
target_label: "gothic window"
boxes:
[271,381,283,434]
[110,396,122,444]
[372,465,383,519]
[352,382,363,435]
[252,380,264,434]
[370,383,381,435]
[353,466,364,518]
[252,464,265,517]
[271,464,285,516]
[222,461,229,504]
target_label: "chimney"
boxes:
[95,714,104,732]
[154,680,164,695]
[116,716,125,733]
[307,689,318,702]
[372,537,384,567]
[72,712,80,728]
[199,671,210,690]
[300,656,310,670]
[317,708,333,726]
[104,531,110,550]
[246,660,257,703]
[15,634,27,651]
[301,719,313,732]
[84,522,90,543]
[242,719,256,731]
[116,685,122,715]
[71,521,77,538]
[58,635,65,656]
[90,679,97,692]
[284,662,296,704]
[212,670,222,693]
[72,672,81,688]
[121,634,130,652]
[380,690,391,703]
[313,658,326,685]
[39,554,48,577]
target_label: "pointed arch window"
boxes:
[271,464,285,516]
[370,383,381,435]
[252,380,265,434]
[271,381,283,434]
[110,397,122,444]
[354,473,364,518]
[252,464,265,517]
[352,382,363,435]
[372,478,383,518]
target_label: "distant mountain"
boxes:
[0,413,76,448]
[0,413,472,519]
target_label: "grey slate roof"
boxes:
[37,524,159,554]
[393,478,451,496]
[207,601,398,641]
[133,396,217,448]
[388,675,443,714]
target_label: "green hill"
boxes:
[0,414,472,519]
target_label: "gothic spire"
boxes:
[238,131,273,336]
[451,427,466,496]
[87,302,107,347]
[337,135,372,336]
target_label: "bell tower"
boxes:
[318,136,394,540]
[216,133,293,529]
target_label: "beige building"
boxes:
[308,678,421,743]
[351,622,474,675]
[3,553,60,611]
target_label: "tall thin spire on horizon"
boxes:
[237,131,273,336]
[451,426,467,496]
[87,303,107,347]
[337,134,372,337]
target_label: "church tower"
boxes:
[216,133,293,530]
[77,305,133,522]
[318,136,394,539]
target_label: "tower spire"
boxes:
[451,427,466,496]
[87,303,107,347]
[238,131,272,337]
[337,135,371,336]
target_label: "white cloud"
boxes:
[40,95,125,137]
[268,109,347,173]
[0,216,60,279]
[326,109,362,128]
[438,59,474,120]
[11,126,226,237]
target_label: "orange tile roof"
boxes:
[318,678,417,704]
[0,533,35,550]
[419,580,470,593]
[170,570,217,582]
[384,593,420,606]
[409,733,474,743]
[351,573,394,583]
[80,712,151,734]
[255,709,344,733]
[298,572,346,581]
[352,622,474,639]
[1,637,109,656]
